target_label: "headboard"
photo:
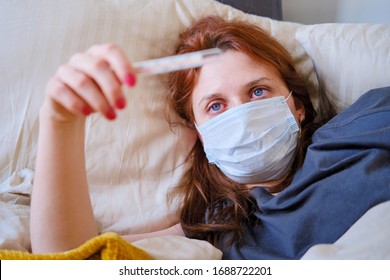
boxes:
[216,0,282,20]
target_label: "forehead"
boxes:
[192,51,284,102]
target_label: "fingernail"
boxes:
[81,105,93,116]
[106,108,117,120]
[115,97,126,109]
[124,73,136,87]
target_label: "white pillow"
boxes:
[296,23,390,112]
[133,236,222,260]
[0,0,315,242]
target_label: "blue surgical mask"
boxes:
[195,93,300,184]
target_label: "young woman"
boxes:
[30,16,390,259]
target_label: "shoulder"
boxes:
[313,86,390,142]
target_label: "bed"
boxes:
[1,0,389,259]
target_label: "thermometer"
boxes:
[133,48,223,76]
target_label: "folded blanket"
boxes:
[0,232,152,260]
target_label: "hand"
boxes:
[42,43,136,123]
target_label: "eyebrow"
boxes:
[198,77,273,106]
[246,77,272,88]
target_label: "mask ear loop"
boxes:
[285,91,293,101]
[298,116,303,132]
[286,90,303,135]
[288,91,304,129]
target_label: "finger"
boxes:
[46,77,93,117]
[56,64,117,120]
[68,53,126,110]
[86,43,136,87]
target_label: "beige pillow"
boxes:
[296,23,390,112]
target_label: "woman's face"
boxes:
[192,51,305,126]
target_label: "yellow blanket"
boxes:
[0,232,152,260]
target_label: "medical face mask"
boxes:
[195,93,300,184]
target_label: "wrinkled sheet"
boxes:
[0,169,222,259]
[302,201,390,259]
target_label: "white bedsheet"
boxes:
[301,201,390,259]
[0,169,222,259]
[0,169,32,251]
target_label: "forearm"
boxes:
[122,224,184,243]
[30,111,98,253]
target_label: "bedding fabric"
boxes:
[0,232,152,260]
[296,23,390,113]
[1,0,390,259]
[0,170,222,259]
[219,87,390,259]
[0,169,32,251]
[301,200,390,259]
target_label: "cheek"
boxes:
[191,108,204,143]
[192,106,208,127]
[197,132,204,144]
[191,95,202,124]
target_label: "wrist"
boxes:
[39,100,86,128]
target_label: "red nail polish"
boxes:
[124,73,136,87]
[106,108,117,120]
[81,105,93,116]
[115,97,126,109]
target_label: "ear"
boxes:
[297,106,305,125]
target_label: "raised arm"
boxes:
[30,44,136,253]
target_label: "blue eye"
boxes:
[253,88,265,97]
[210,103,221,112]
